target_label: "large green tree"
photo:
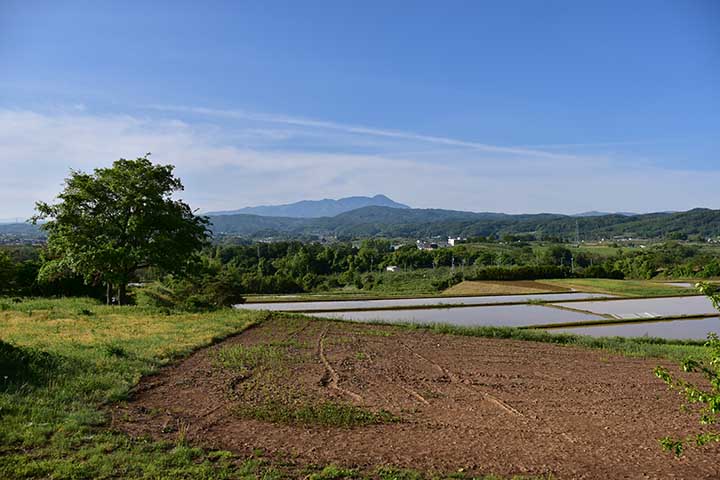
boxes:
[33,156,210,305]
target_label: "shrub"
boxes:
[465,265,570,281]
[654,283,720,456]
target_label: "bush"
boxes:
[431,271,464,290]
[134,283,177,308]
[465,265,570,281]
[654,283,720,456]
[135,277,245,312]
[580,265,625,279]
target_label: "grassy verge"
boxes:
[540,278,694,297]
[0,297,288,479]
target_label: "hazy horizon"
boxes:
[0,191,706,224]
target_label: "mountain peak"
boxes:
[206,195,410,218]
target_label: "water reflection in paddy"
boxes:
[311,304,604,328]
[546,317,720,341]
[554,295,714,318]
[239,292,611,311]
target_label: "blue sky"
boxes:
[1,0,718,218]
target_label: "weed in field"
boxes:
[234,400,398,428]
[360,328,394,337]
[215,344,287,375]
[310,465,359,479]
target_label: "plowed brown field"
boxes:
[113,316,719,479]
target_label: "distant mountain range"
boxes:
[2,197,719,242]
[206,194,409,218]
[208,206,720,240]
[572,211,638,217]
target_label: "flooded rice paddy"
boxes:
[310,304,606,328]
[554,295,716,319]
[547,317,720,340]
[238,294,718,340]
[241,292,610,311]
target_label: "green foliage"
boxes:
[136,277,246,312]
[431,271,464,290]
[542,245,573,266]
[33,156,210,304]
[465,265,570,281]
[654,283,720,456]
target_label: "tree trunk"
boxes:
[118,283,127,306]
[106,282,113,305]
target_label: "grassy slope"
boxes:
[539,278,693,297]
[0,298,281,480]
[1,297,711,479]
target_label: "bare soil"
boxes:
[113,316,720,479]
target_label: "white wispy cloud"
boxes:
[1,107,719,219]
[147,104,584,161]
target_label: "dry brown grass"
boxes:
[443,280,569,296]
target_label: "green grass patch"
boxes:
[215,344,287,374]
[234,400,399,428]
[0,296,284,479]
[541,278,693,297]
[308,465,360,479]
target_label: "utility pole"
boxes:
[575,220,580,246]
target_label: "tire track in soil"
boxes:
[317,325,364,403]
[398,340,524,417]
[343,340,431,409]
[346,329,432,408]
[399,340,581,444]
